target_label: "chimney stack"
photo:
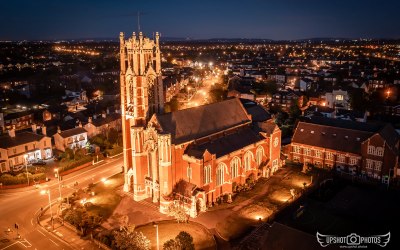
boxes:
[42,125,47,136]
[57,126,61,134]
[31,123,37,133]
[102,111,106,118]
[88,117,92,123]
[8,125,16,138]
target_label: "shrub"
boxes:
[58,155,92,173]
[105,144,123,156]
[0,172,46,186]
[167,203,187,223]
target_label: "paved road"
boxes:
[0,155,123,250]
[185,73,221,108]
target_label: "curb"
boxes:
[135,219,217,249]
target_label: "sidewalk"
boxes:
[39,205,98,249]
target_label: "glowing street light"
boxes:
[40,189,54,230]
[386,89,391,98]
[54,168,62,202]
[153,222,160,250]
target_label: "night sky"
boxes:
[1,0,400,40]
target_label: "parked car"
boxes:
[33,160,46,166]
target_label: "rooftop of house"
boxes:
[57,127,87,138]
[0,131,47,149]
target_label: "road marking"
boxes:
[49,239,59,246]
[0,239,32,250]
[0,242,18,250]
[36,229,46,236]
[19,239,32,248]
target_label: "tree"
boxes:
[107,128,119,144]
[289,101,301,119]
[113,225,150,250]
[175,231,194,250]
[166,203,187,223]
[163,231,194,250]
[163,239,180,250]
[64,148,74,160]
[63,207,101,236]
[209,85,227,103]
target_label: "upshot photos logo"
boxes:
[317,232,390,248]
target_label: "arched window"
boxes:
[256,146,264,167]
[244,151,253,171]
[230,157,240,178]
[216,163,225,186]
[204,165,212,184]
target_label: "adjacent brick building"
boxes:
[287,117,399,183]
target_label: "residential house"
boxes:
[53,126,88,152]
[0,125,52,172]
[84,112,121,138]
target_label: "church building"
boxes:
[120,31,282,217]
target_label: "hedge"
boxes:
[59,155,93,173]
[105,146,123,157]
[0,172,46,186]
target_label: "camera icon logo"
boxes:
[347,233,361,245]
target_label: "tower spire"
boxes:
[137,11,140,32]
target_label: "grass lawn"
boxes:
[136,221,215,250]
[215,215,255,241]
[84,173,124,220]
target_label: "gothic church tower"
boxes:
[120,31,164,200]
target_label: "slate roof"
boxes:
[0,132,46,149]
[245,105,271,122]
[292,117,399,154]
[58,127,87,138]
[155,98,250,144]
[4,110,33,120]
[292,121,371,154]
[91,113,121,127]
[184,127,263,159]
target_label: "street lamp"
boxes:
[40,189,54,230]
[24,156,29,186]
[153,222,159,250]
[54,168,62,202]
